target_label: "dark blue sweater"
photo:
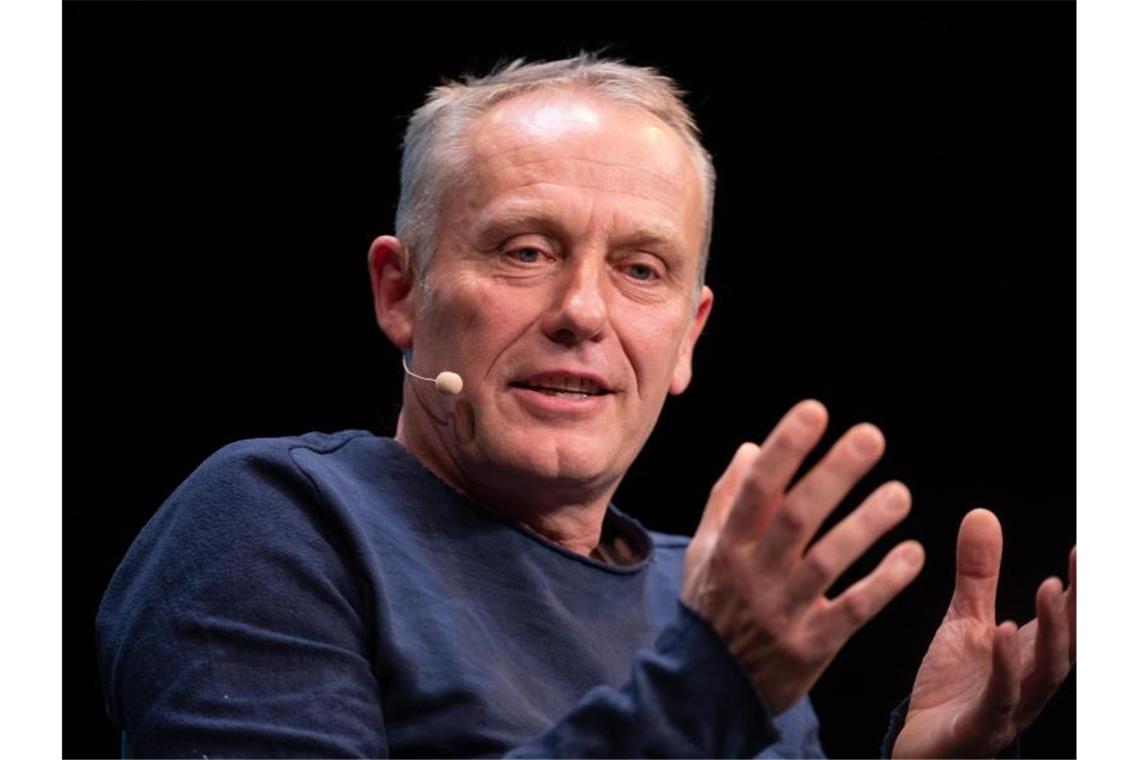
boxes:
[97,431,823,757]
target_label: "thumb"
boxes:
[949,508,1003,622]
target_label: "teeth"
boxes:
[538,389,590,398]
[527,376,601,394]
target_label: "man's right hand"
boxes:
[682,399,924,714]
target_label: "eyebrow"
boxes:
[473,205,687,260]
[472,207,563,246]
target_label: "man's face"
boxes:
[403,89,712,501]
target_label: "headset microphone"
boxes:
[402,354,464,396]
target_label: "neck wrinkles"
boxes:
[395,404,619,558]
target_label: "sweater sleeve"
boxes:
[97,440,822,758]
[507,602,808,758]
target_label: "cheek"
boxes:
[423,274,541,362]
[619,305,692,389]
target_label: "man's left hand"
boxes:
[893,509,1076,758]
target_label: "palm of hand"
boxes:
[893,510,1074,759]
[896,616,1015,758]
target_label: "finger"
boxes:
[1035,577,1069,677]
[815,540,924,643]
[785,481,911,606]
[693,442,762,546]
[1016,578,1070,728]
[1067,546,1076,660]
[722,400,828,542]
[967,621,1021,753]
[755,422,887,566]
[1015,618,1039,673]
[948,508,1003,623]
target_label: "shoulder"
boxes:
[166,429,389,515]
[188,429,378,481]
[142,431,357,532]
[97,430,394,645]
[102,430,399,596]
[96,431,393,745]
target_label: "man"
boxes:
[97,55,1074,757]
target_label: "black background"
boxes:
[66,1,1075,757]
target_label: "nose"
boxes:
[541,255,609,347]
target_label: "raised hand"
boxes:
[892,509,1076,758]
[682,400,925,714]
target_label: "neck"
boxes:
[394,407,619,557]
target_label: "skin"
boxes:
[370,89,712,554]
[892,513,1076,758]
[369,86,1075,755]
[682,400,927,714]
[681,400,1076,755]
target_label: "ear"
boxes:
[669,285,714,395]
[368,235,416,350]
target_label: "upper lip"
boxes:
[510,371,615,395]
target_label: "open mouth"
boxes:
[509,374,612,400]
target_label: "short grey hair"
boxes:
[395,53,716,289]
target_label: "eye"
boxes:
[626,263,658,282]
[508,247,544,264]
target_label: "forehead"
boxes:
[471,89,697,176]
[455,89,705,241]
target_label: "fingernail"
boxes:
[797,401,825,427]
[885,483,908,513]
[852,427,883,457]
[902,543,923,566]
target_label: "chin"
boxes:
[484,429,618,487]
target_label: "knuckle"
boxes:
[775,506,806,536]
[783,483,818,516]
[995,694,1017,717]
[707,542,741,577]
[742,471,778,506]
[801,551,833,586]
[781,644,808,670]
[708,477,730,504]
[859,502,887,533]
[709,444,762,502]
[984,725,1018,758]
[745,599,792,641]
[780,637,818,670]
[838,446,871,474]
[755,616,785,645]
[862,497,897,532]
[840,593,872,626]
[770,428,802,456]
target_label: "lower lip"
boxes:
[508,386,613,419]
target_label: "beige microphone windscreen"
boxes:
[434,371,464,396]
